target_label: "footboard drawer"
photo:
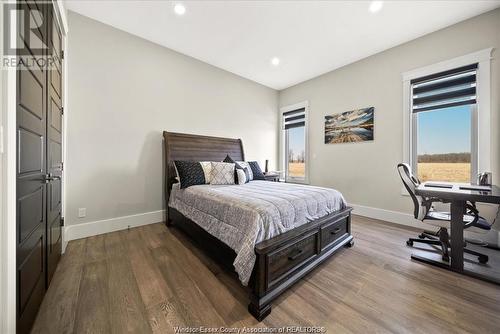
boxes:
[320,217,348,250]
[267,232,318,287]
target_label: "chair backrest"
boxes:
[397,163,428,220]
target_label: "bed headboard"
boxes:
[163,131,245,200]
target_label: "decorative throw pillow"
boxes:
[248,161,265,180]
[199,161,212,184]
[173,161,206,189]
[242,167,250,183]
[236,168,248,185]
[223,155,249,184]
[236,161,254,181]
[210,162,235,185]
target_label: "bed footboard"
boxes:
[248,207,353,320]
[167,206,353,321]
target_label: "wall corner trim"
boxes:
[63,210,166,252]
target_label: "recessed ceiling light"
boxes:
[271,57,280,66]
[369,1,383,13]
[174,3,186,16]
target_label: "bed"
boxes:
[163,131,354,320]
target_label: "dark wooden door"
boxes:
[46,7,63,285]
[16,1,48,332]
[16,2,63,333]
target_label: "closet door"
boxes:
[46,7,63,285]
[16,1,48,333]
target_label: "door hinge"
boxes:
[61,161,64,171]
[60,217,65,227]
[61,50,64,60]
[60,107,64,115]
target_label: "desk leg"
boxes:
[449,200,465,271]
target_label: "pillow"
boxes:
[173,161,206,189]
[199,161,212,184]
[223,155,249,184]
[236,161,254,181]
[242,167,250,183]
[210,162,235,185]
[248,161,265,180]
[236,168,249,185]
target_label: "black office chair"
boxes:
[397,163,491,264]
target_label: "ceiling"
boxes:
[65,0,500,90]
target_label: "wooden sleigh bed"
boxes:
[163,131,354,321]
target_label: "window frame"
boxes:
[402,48,492,187]
[280,101,309,184]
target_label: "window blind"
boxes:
[283,108,305,129]
[411,63,478,113]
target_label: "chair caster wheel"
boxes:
[442,255,449,262]
[479,255,488,264]
[406,240,413,247]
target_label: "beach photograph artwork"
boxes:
[325,107,374,144]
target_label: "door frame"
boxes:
[1,0,18,331]
[0,1,68,332]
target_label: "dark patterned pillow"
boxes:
[174,161,206,189]
[248,161,265,180]
[223,155,249,184]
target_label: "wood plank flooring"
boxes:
[32,216,500,333]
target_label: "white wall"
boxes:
[65,12,278,231]
[279,9,500,217]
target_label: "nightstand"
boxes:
[263,173,280,182]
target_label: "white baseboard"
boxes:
[350,203,500,246]
[350,203,423,229]
[63,210,166,252]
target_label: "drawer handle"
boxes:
[330,228,341,235]
[288,249,303,261]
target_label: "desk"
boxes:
[414,183,500,285]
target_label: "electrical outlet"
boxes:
[78,208,86,218]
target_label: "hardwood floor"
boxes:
[32,216,500,333]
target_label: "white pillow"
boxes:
[199,161,212,184]
[210,162,235,185]
[236,161,253,180]
[236,169,247,185]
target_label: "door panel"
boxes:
[49,213,62,252]
[18,236,44,312]
[18,186,44,243]
[49,178,61,210]
[49,140,62,169]
[16,232,46,334]
[17,129,43,174]
[19,70,44,118]
[50,66,61,97]
[50,99,62,132]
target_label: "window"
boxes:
[281,103,308,183]
[410,64,477,183]
[403,49,492,188]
